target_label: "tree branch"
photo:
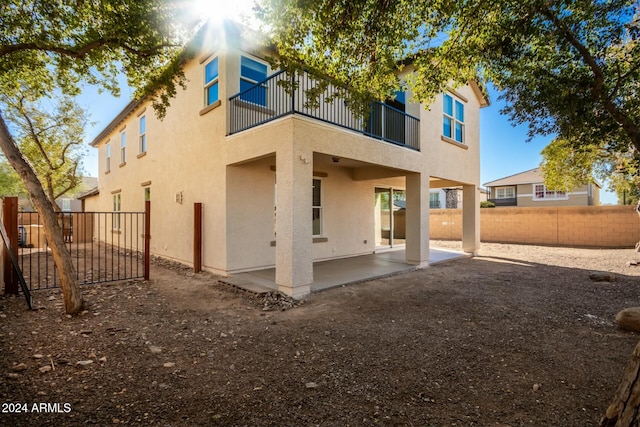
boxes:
[0,38,179,59]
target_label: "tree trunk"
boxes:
[601,340,640,427]
[0,111,83,314]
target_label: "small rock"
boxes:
[6,373,19,379]
[305,382,319,389]
[220,332,228,338]
[12,363,27,372]
[590,272,616,282]
[149,346,162,354]
[76,360,93,367]
[533,383,541,392]
[99,356,107,363]
[33,354,44,359]
[159,383,170,390]
[163,362,175,368]
[39,365,52,373]
[88,352,97,359]
[616,307,640,332]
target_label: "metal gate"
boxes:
[2,198,150,293]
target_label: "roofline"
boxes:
[483,167,540,187]
[77,186,99,200]
[89,100,141,147]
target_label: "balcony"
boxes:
[228,70,420,151]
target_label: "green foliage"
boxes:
[0,0,197,117]
[3,94,89,205]
[0,155,24,197]
[480,201,495,208]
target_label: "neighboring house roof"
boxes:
[483,167,601,189]
[77,186,99,200]
[483,168,545,187]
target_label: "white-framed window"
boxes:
[533,184,567,200]
[113,193,121,230]
[139,115,146,153]
[429,192,440,208]
[312,179,322,236]
[120,131,126,164]
[496,187,515,199]
[61,198,71,212]
[106,143,111,172]
[240,55,268,106]
[443,93,465,143]
[204,57,219,106]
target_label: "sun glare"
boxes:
[189,0,260,28]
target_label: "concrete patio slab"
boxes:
[219,247,469,295]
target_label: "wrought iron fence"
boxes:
[229,70,420,150]
[17,211,147,291]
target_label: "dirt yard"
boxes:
[2,241,640,427]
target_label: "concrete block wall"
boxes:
[430,205,640,248]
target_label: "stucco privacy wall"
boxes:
[430,206,640,247]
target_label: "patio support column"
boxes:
[405,172,430,267]
[275,144,313,298]
[462,184,480,254]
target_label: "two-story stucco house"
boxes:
[484,168,600,207]
[84,22,488,298]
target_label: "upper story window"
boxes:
[204,57,219,105]
[496,187,515,199]
[533,184,567,200]
[120,131,126,164]
[443,93,465,144]
[240,55,268,106]
[106,143,111,173]
[139,116,146,153]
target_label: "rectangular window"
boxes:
[533,184,567,200]
[144,187,151,202]
[204,57,219,105]
[139,116,146,153]
[61,199,71,212]
[312,179,322,236]
[106,144,111,172]
[120,131,126,164]
[240,56,268,106]
[113,193,121,230]
[443,93,465,143]
[496,187,515,199]
[429,192,440,208]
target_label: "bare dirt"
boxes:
[2,241,640,427]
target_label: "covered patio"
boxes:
[219,247,469,295]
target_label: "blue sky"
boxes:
[80,80,619,205]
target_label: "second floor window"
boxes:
[240,56,268,106]
[106,144,111,172]
[443,93,465,144]
[120,131,126,163]
[204,57,219,105]
[139,116,146,153]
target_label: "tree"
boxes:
[258,0,640,186]
[2,94,89,210]
[0,0,196,314]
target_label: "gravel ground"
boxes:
[1,241,640,426]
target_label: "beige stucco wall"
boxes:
[89,25,483,276]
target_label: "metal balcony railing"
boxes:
[228,70,420,150]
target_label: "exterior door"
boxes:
[374,188,406,248]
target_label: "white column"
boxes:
[462,184,480,254]
[405,172,430,267]
[275,144,313,298]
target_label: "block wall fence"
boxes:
[430,205,640,248]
